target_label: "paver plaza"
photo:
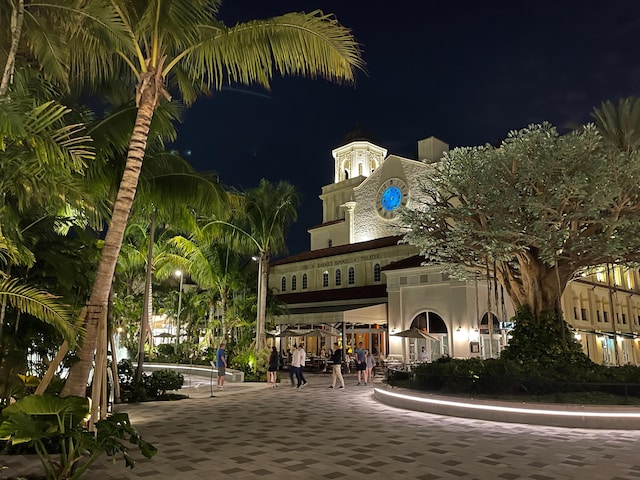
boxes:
[3,372,639,480]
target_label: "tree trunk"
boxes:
[61,80,159,397]
[136,212,156,382]
[220,295,227,340]
[497,255,564,319]
[255,254,269,350]
[0,0,24,96]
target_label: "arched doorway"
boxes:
[410,311,449,362]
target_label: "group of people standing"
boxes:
[266,341,377,390]
[353,341,376,386]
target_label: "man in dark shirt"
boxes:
[329,342,345,389]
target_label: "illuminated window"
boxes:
[374,263,381,282]
[348,267,355,285]
[323,271,329,288]
[281,276,286,292]
[614,267,622,286]
[302,274,308,290]
[291,275,297,291]
[335,269,342,286]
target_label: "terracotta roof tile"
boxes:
[272,236,403,266]
[308,218,345,230]
[382,255,426,271]
[276,284,387,305]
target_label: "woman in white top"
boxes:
[365,349,376,385]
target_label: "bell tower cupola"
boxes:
[332,126,387,183]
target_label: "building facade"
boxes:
[270,133,640,366]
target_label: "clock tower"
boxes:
[309,133,448,250]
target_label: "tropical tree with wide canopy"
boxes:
[401,122,640,319]
[61,0,364,397]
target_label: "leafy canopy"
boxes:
[401,122,640,314]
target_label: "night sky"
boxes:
[172,1,640,255]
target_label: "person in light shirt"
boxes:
[419,346,429,363]
[296,344,308,388]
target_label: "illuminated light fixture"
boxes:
[573,331,582,341]
[469,328,480,342]
[374,388,640,419]
[597,336,605,343]
[616,335,623,342]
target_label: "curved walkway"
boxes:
[3,373,640,480]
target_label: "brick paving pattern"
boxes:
[2,373,640,479]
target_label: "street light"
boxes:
[175,270,184,350]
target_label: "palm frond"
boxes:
[175,10,364,102]
[0,277,79,347]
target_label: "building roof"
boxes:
[276,284,388,305]
[272,236,403,266]
[307,218,345,231]
[338,125,376,147]
[382,255,427,271]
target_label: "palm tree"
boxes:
[222,179,299,350]
[168,219,248,343]
[592,97,640,153]
[1,0,126,95]
[61,0,364,397]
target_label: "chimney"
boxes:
[417,136,449,163]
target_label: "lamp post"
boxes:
[175,270,184,351]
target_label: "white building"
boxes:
[270,131,640,366]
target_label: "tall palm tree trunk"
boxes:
[255,254,269,350]
[61,72,161,397]
[0,0,24,95]
[136,212,156,383]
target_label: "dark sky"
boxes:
[172,0,640,255]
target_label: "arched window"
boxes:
[411,311,448,333]
[335,269,342,286]
[323,271,329,288]
[373,263,381,282]
[302,273,308,290]
[291,275,297,291]
[348,267,355,285]
[480,313,500,333]
[281,276,287,292]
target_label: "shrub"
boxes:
[406,307,640,399]
[117,360,184,402]
[146,369,184,397]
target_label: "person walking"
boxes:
[329,342,345,389]
[216,343,227,389]
[289,344,300,387]
[297,344,308,388]
[354,342,366,385]
[268,346,279,388]
[365,349,376,385]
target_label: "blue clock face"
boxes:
[381,186,403,211]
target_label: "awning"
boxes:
[391,327,438,341]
